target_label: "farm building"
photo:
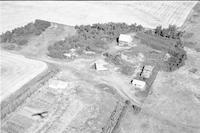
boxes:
[93,59,108,71]
[141,65,154,79]
[118,34,133,46]
[131,79,146,91]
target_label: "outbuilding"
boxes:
[93,59,108,71]
[141,65,154,79]
[131,79,146,91]
[118,34,133,46]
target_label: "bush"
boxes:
[153,25,184,40]
[34,19,51,32]
[2,43,16,50]
[17,39,28,46]
[164,48,187,72]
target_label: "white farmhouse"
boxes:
[131,79,146,91]
[118,34,133,46]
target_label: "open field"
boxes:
[0,1,197,33]
[0,50,47,102]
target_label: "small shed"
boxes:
[118,34,133,46]
[131,79,146,91]
[94,59,108,71]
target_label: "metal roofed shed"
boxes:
[131,79,146,91]
[118,34,133,46]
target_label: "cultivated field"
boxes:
[0,50,47,102]
[0,1,197,33]
[181,2,200,52]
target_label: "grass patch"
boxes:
[135,32,187,72]
[48,35,108,59]
[104,52,135,76]
[135,32,177,52]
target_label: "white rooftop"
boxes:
[119,34,133,43]
[131,79,146,91]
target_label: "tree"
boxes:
[168,25,177,38]
[0,31,12,42]
[155,26,162,36]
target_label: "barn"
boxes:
[118,34,133,46]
